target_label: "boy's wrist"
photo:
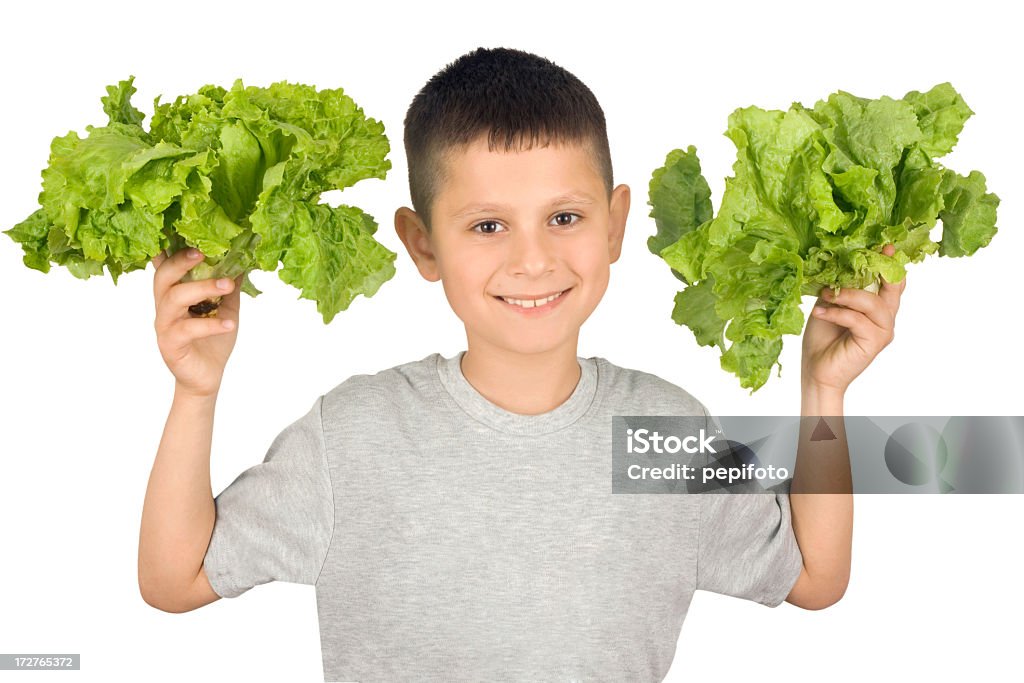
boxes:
[800,379,845,416]
[173,381,220,404]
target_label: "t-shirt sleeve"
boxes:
[202,395,335,599]
[695,410,804,607]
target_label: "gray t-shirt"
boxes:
[203,351,803,682]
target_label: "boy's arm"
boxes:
[786,244,906,610]
[139,248,242,612]
[138,386,222,613]
[785,387,852,610]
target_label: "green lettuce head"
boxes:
[648,83,999,391]
[4,76,396,324]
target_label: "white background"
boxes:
[1,0,1021,681]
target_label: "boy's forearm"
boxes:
[789,383,853,601]
[138,384,218,604]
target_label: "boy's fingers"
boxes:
[164,317,237,349]
[879,275,906,312]
[151,250,168,270]
[155,279,227,333]
[215,274,245,317]
[821,287,893,331]
[876,242,905,311]
[813,305,893,349]
[165,278,234,317]
[153,248,204,301]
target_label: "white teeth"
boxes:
[500,290,565,308]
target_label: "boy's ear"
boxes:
[394,207,440,282]
[607,184,630,265]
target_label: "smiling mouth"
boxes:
[493,287,572,309]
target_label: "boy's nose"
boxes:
[505,228,557,277]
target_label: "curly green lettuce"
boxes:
[4,76,396,324]
[648,83,1000,391]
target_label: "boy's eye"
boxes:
[551,212,581,227]
[471,220,505,235]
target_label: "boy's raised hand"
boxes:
[152,248,244,399]
[801,244,907,394]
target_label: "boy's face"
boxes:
[395,136,629,358]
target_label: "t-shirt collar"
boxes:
[435,350,599,435]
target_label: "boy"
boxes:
[139,47,904,681]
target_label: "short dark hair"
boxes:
[403,47,614,231]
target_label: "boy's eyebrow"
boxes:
[452,192,597,218]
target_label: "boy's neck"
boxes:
[459,337,583,416]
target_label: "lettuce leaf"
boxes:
[649,83,1000,391]
[5,75,395,324]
